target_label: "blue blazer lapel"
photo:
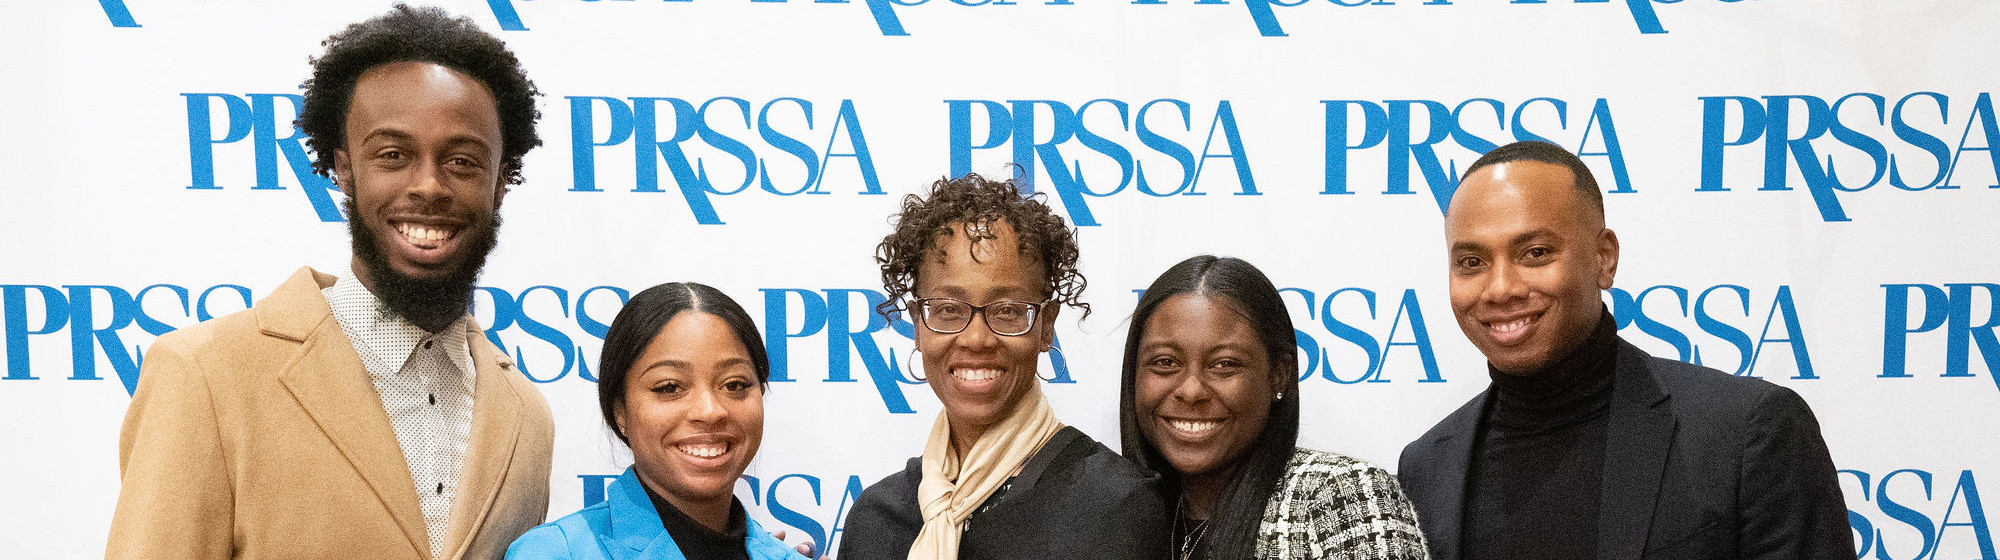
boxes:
[1598,341,1676,560]
[605,468,683,560]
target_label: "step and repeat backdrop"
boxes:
[3,1,1997,558]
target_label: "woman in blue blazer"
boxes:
[508,283,807,560]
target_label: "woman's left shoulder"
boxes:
[1052,429,1157,487]
[1276,448,1403,502]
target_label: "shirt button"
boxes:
[436,482,444,495]
[429,394,436,406]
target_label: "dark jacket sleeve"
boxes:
[836,459,923,560]
[1736,386,1857,560]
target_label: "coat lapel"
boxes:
[1421,390,1490,560]
[440,326,525,560]
[265,267,433,559]
[607,468,679,560]
[1598,341,1676,560]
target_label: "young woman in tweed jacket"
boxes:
[1119,256,1429,560]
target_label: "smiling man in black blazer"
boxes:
[1396,140,1855,560]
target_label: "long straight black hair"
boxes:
[1119,255,1301,559]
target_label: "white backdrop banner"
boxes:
[2,1,1997,558]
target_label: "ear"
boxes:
[1039,304,1062,351]
[611,400,628,439]
[491,174,509,210]
[333,150,355,198]
[1272,351,1297,396]
[1597,228,1621,290]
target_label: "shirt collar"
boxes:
[322,271,475,382]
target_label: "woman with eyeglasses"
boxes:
[836,174,1168,560]
[1121,256,1426,560]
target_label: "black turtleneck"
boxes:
[641,482,751,560]
[1462,310,1619,560]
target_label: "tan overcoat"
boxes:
[107,267,554,560]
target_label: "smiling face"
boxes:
[615,311,765,519]
[1134,294,1277,484]
[914,220,1055,450]
[335,61,506,295]
[1444,160,1619,374]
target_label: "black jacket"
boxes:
[1397,340,1855,560]
[836,426,1169,560]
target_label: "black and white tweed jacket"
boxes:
[1254,448,1430,559]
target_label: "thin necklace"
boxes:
[1173,495,1210,560]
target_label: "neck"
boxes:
[948,418,986,464]
[639,472,733,533]
[1179,465,1238,519]
[350,256,457,333]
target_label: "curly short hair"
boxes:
[297,4,541,186]
[875,173,1089,321]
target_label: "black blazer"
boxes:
[836,426,1169,560]
[1397,340,1855,560]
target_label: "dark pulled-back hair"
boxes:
[1119,255,1300,560]
[874,172,1089,320]
[298,4,542,186]
[596,282,770,443]
[1460,140,1603,217]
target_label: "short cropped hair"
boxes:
[595,282,770,443]
[298,4,542,186]
[1460,140,1603,217]
[874,173,1090,321]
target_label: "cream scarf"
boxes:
[906,381,1064,560]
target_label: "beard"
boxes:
[345,197,501,331]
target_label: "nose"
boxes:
[1482,261,1529,304]
[407,159,452,207]
[1170,371,1210,404]
[687,387,727,425]
[956,310,1001,350]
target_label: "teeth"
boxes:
[953,368,1002,382]
[1492,317,1532,333]
[1168,420,1221,435]
[394,222,457,248]
[676,443,728,459]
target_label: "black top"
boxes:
[642,480,751,560]
[836,426,1170,560]
[1463,310,1618,560]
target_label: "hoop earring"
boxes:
[905,347,926,382]
[1038,345,1067,382]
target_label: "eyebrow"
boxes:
[359,129,495,154]
[1451,228,1559,254]
[640,356,753,374]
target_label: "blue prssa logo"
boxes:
[1840,468,1996,560]
[568,96,884,225]
[1698,92,2000,222]
[1883,283,2000,392]
[1322,96,1634,214]
[579,471,870,556]
[183,93,344,222]
[947,98,1258,227]
[1277,286,1446,385]
[1,283,254,395]
[1609,284,1813,380]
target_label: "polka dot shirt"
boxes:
[324,272,476,559]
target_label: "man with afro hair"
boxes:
[108,6,553,560]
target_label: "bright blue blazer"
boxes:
[506,467,807,560]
